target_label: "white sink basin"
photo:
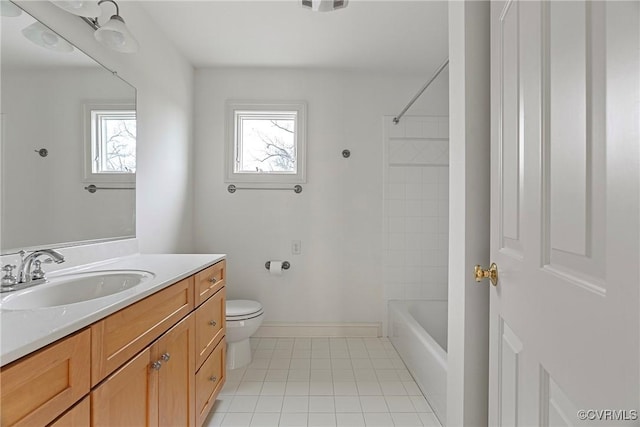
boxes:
[0,270,155,310]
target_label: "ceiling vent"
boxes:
[301,0,348,12]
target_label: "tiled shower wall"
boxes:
[383,116,449,303]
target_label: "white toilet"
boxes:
[225,299,264,369]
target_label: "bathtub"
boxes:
[388,300,448,425]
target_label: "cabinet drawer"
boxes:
[194,261,225,307]
[48,396,89,427]
[91,276,194,386]
[0,329,90,427]
[195,340,226,427]
[195,287,225,369]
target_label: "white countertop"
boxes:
[0,253,225,366]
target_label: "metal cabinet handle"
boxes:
[209,320,217,326]
[209,376,217,382]
[208,277,218,283]
[151,353,170,370]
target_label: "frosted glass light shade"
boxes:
[302,0,348,12]
[94,14,138,53]
[0,1,22,17]
[51,1,102,17]
[22,22,74,52]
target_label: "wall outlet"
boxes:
[292,240,302,255]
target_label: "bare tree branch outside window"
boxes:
[93,111,136,174]
[104,118,136,173]
[239,117,296,173]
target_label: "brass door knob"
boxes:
[474,263,498,286]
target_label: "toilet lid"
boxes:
[226,299,263,317]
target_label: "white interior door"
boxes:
[489,1,639,425]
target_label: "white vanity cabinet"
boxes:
[0,259,227,427]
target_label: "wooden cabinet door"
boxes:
[48,397,89,427]
[91,276,194,386]
[0,329,90,427]
[91,347,156,427]
[151,315,196,427]
[92,316,196,427]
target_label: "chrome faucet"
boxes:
[17,249,65,284]
[1,249,65,292]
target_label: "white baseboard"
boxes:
[254,322,382,338]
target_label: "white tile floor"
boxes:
[204,337,442,427]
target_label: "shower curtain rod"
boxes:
[393,58,449,125]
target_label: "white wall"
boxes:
[11,1,195,254]
[447,1,491,425]
[1,68,135,252]
[194,68,448,328]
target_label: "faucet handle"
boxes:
[2,264,18,287]
[31,260,46,280]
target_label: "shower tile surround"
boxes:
[383,116,449,303]
[205,337,442,427]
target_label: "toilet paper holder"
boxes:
[265,261,290,271]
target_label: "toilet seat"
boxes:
[226,300,263,320]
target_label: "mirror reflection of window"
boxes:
[1,4,137,254]
[83,103,136,183]
[91,110,136,174]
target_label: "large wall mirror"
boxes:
[1,2,136,255]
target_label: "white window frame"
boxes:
[225,100,307,184]
[83,102,136,184]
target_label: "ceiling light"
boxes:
[22,21,74,52]
[301,0,348,12]
[51,1,102,17]
[0,1,22,17]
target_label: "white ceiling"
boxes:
[140,1,448,74]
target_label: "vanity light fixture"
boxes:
[301,0,348,12]
[52,0,138,53]
[0,1,22,17]
[22,21,74,52]
[84,0,138,53]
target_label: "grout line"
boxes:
[206,337,440,427]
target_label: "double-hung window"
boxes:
[226,101,307,184]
